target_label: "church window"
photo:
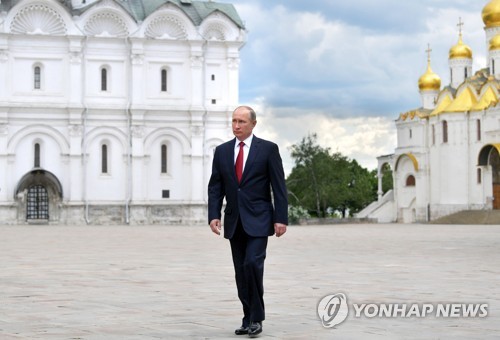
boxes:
[477,168,482,184]
[101,67,108,91]
[161,69,168,92]
[161,144,167,174]
[409,129,412,139]
[34,66,41,90]
[493,59,496,75]
[211,74,215,81]
[101,144,108,174]
[406,175,416,187]
[464,67,468,78]
[477,119,481,141]
[432,125,436,145]
[442,121,448,143]
[34,143,40,168]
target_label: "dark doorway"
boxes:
[490,148,500,209]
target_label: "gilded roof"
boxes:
[399,108,432,121]
[430,68,500,115]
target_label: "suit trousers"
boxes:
[229,218,268,325]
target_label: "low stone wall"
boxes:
[0,203,208,226]
[297,217,377,225]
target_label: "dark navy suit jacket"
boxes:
[208,136,288,239]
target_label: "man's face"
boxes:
[232,108,256,141]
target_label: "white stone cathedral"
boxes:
[0,0,245,225]
[359,0,500,223]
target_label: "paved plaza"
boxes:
[0,223,499,339]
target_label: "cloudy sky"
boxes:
[220,0,488,175]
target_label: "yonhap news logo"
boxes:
[317,293,488,328]
[317,293,349,328]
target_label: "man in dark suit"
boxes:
[208,106,288,337]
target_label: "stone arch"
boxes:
[478,144,500,166]
[83,10,130,38]
[394,153,419,172]
[15,168,63,223]
[6,0,76,36]
[144,128,191,156]
[199,11,241,41]
[7,125,69,156]
[142,5,196,40]
[84,126,128,151]
[205,137,224,153]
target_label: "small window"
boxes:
[443,120,448,143]
[162,190,170,198]
[432,125,436,145]
[161,144,167,174]
[406,175,416,187]
[211,99,216,104]
[464,67,468,78]
[161,69,167,92]
[101,68,108,91]
[101,144,108,174]
[477,119,481,141]
[34,143,40,167]
[409,129,412,139]
[493,59,496,75]
[34,66,41,90]
[211,74,215,81]
[477,168,482,184]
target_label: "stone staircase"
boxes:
[430,210,500,225]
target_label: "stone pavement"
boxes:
[0,224,499,339]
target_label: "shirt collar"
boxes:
[236,134,253,148]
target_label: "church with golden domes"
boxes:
[359,0,500,223]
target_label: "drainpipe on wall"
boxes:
[82,36,90,225]
[201,37,208,203]
[125,36,133,225]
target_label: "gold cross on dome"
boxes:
[457,17,464,36]
[426,44,432,62]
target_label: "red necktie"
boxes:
[235,141,244,183]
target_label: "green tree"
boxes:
[287,134,377,218]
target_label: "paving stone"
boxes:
[0,224,499,339]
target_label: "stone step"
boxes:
[430,210,500,225]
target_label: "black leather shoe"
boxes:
[248,322,262,337]
[235,326,249,335]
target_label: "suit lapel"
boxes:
[227,138,238,182]
[241,136,260,184]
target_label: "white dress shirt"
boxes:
[234,134,253,173]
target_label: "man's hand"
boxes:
[274,223,287,237]
[210,219,222,235]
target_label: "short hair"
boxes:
[234,106,256,121]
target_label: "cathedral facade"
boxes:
[361,0,500,223]
[0,0,245,224]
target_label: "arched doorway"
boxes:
[15,169,63,223]
[478,144,500,209]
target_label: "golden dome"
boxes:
[449,35,472,59]
[483,0,500,28]
[490,34,500,50]
[418,63,441,91]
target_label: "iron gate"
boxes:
[27,185,49,220]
